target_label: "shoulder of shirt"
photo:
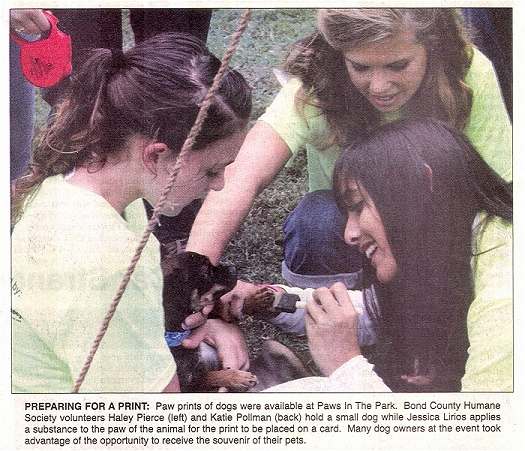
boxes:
[465,46,495,84]
[13,175,149,259]
[473,214,511,255]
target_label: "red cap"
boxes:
[11,11,72,88]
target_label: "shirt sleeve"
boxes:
[50,262,176,393]
[258,78,314,156]
[464,47,512,182]
[461,219,512,391]
[266,355,390,392]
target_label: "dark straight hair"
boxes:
[333,118,511,391]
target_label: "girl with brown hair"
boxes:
[11,32,251,392]
[186,9,511,314]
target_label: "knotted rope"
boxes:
[72,9,252,393]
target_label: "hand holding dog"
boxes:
[217,280,261,321]
[182,318,250,372]
[306,282,361,376]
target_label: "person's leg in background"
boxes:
[130,8,212,43]
[282,190,364,289]
[462,8,512,120]
[42,9,123,106]
[10,40,34,182]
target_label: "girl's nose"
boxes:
[344,214,361,246]
[369,70,391,95]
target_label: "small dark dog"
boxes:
[161,251,258,392]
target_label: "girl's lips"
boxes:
[369,93,398,108]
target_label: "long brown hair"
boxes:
[12,32,251,224]
[284,9,473,147]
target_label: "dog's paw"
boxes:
[204,369,257,392]
[224,370,258,392]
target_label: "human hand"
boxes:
[182,318,250,372]
[217,280,261,321]
[180,280,255,330]
[306,282,361,376]
[10,9,51,35]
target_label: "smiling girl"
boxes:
[266,118,511,392]
[187,9,511,308]
[11,33,251,393]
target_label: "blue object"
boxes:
[164,330,191,348]
[10,40,34,181]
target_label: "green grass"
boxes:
[33,9,318,371]
[208,10,316,366]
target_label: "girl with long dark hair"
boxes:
[268,118,511,392]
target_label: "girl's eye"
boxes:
[206,170,219,178]
[350,62,369,72]
[348,200,364,213]
[387,61,409,71]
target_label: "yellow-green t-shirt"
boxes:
[461,215,512,391]
[12,175,175,393]
[260,47,511,191]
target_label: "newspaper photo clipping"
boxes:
[3,0,523,450]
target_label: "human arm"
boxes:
[217,282,378,346]
[186,121,291,265]
[306,283,361,375]
[266,283,389,392]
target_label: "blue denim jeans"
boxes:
[282,190,363,289]
[10,40,34,181]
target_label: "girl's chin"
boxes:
[160,205,184,217]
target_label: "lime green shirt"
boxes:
[12,175,175,393]
[461,215,512,391]
[260,47,512,191]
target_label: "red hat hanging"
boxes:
[11,10,72,88]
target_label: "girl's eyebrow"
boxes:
[344,56,412,66]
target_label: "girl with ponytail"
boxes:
[11,33,251,393]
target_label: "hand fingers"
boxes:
[308,287,331,323]
[329,282,356,314]
[211,332,250,371]
[182,305,213,330]
[220,291,244,320]
[182,311,206,330]
[181,325,207,349]
[11,10,50,34]
[30,11,51,33]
